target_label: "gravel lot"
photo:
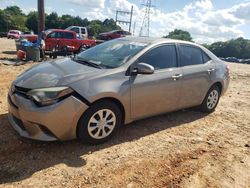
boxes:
[0,38,249,188]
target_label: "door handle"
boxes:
[207,68,215,74]
[172,74,183,80]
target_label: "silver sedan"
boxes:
[8,37,230,144]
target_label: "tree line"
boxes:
[0,6,249,59]
[0,6,120,37]
[164,29,250,59]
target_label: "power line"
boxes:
[139,0,155,37]
[115,6,134,33]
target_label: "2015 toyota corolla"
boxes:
[8,37,230,144]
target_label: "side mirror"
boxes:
[132,62,154,75]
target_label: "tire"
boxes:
[77,101,122,144]
[52,53,57,59]
[62,46,68,56]
[199,85,221,113]
[78,45,86,53]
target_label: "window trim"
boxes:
[177,44,213,67]
[134,43,180,72]
[202,50,212,64]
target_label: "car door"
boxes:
[112,31,121,39]
[130,44,183,120]
[59,32,74,49]
[177,44,215,108]
[45,31,60,51]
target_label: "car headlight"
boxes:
[27,87,73,106]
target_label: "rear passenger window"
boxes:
[139,45,177,70]
[202,52,211,63]
[179,45,203,66]
[63,32,74,39]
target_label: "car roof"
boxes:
[119,37,202,47]
[67,26,86,28]
[50,29,75,33]
[9,30,20,32]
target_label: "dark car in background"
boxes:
[98,30,131,40]
[0,32,7,38]
[225,57,240,63]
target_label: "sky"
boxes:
[0,0,249,44]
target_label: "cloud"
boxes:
[136,0,246,43]
[22,7,36,14]
[69,8,75,13]
[194,0,213,11]
[46,6,54,14]
[66,0,105,10]
[229,2,250,21]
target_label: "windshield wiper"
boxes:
[73,57,102,69]
[72,56,112,69]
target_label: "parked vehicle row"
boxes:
[6,28,131,41]
[8,37,230,144]
[22,29,96,55]
[98,30,131,40]
[6,30,34,39]
[220,57,250,64]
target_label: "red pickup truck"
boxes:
[23,29,96,53]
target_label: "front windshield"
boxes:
[75,39,148,68]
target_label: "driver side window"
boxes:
[48,32,62,39]
[138,45,178,70]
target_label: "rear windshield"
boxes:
[10,31,18,34]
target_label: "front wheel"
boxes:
[199,85,221,113]
[77,101,122,144]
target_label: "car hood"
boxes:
[14,57,106,89]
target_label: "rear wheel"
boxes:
[107,36,112,40]
[199,85,221,113]
[77,101,122,144]
[78,45,86,53]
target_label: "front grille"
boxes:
[38,124,56,138]
[12,115,26,131]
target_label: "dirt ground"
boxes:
[0,38,249,188]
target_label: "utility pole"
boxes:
[38,0,45,33]
[115,6,133,33]
[128,6,133,33]
[133,22,136,36]
[139,0,155,37]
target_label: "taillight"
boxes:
[226,65,230,73]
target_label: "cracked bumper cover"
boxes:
[8,93,89,141]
